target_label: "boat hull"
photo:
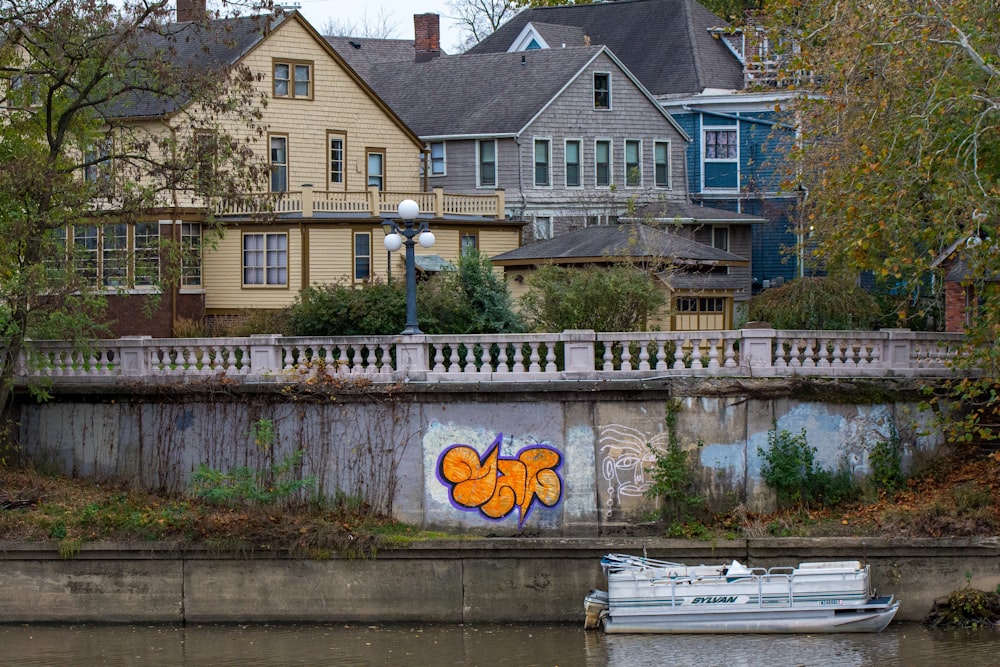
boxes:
[584,554,900,634]
[591,594,899,634]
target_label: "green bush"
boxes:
[867,424,905,494]
[286,251,522,335]
[520,264,666,332]
[748,276,884,330]
[758,422,863,508]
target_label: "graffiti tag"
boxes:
[437,434,562,527]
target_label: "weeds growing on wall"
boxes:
[866,423,905,495]
[645,401,706,526]
[190,418,316,507]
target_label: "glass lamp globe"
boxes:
[397,199,419,221]
[418,231,435,248]
[383,233,403,252]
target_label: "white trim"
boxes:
[507,23,550,52]
[593,71,612,110]
[476,138,498,189]
[653,139,672,189]
[428,141,446,178]
[594,138,613,188]
[623,138,642,187]
[701,122,740,193]
[533,137,553,188]
[564,138,583,188]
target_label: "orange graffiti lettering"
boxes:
[438,434,562,527]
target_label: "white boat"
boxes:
[584,553,899,634]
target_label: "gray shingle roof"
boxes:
[491,223,747,265]
[360,47,607,137]
[633,199,767,224]
[324,36,419,71]
[468,0,743,96]
[105,14,279,119]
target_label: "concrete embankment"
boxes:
[2,537,998,624]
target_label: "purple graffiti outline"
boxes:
[436,433,563,527]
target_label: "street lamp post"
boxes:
[382,199,435,335]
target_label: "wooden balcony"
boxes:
[215,186,506,220]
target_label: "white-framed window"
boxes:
[270,135,288,192]
[565,139,582,187]
[181,222,202,288]
[534,138,551,187]
[367,151,385,190]
[713,226,730,252]
[624,140,641,187]
[328,132,345,186]
[703,125,739,190]
[273,60,312,99]
[532,216,553,240]
[594,72,611,110]
[429,142,446,177]
[243,232,287,287]
[595,139,612,187]
[654,140,671,188]
[354,231,371,281]
[478,139,497,187]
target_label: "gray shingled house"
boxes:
[470,0,806,291]
[328,11,765,326]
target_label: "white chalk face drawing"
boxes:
[598,424,669,514]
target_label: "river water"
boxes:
[1,622,998,666]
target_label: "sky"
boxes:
[289,0,468,53]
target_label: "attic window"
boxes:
[594,72,610,110]
[273,60,313,99]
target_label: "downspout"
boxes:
[514,135,526,227]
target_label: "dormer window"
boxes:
[594,72,610,110]
[273,60,313,99]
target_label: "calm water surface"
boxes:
[1,622,998,666]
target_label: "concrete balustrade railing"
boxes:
[12,329,966,385]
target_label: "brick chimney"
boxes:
[414,13,441,62]
[176,0,207,22]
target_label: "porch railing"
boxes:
[13,328,966,385]
[214,186,506,220]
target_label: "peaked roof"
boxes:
[491,223,747,266]
[468,0,744,96]
[359,46,682,138]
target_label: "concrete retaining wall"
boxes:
[1,538,997,624]
[16,378,944,536]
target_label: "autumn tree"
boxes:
[0,0,273,421]
[763,0,1000,431]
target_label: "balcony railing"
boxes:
[214,186,506,220]
[13,329,966,385]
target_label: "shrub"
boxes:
[748,276,884,330]
[758,424,818,507]
[520,264,666,332]
[286,252,522,335]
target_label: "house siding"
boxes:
[238,18,423,194]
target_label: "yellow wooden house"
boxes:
[68,7,521,337]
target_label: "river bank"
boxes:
[2,537,998,624]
